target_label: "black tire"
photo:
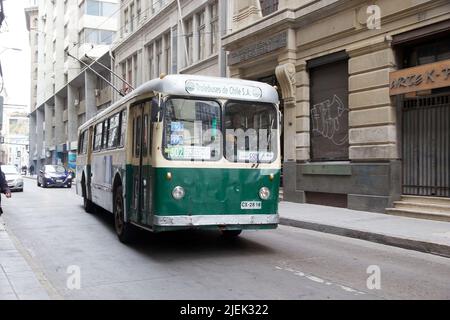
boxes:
[114,185,136,244]
[83,197,96,213]
[221,230,242,238]
[19,188,23,192]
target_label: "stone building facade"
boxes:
[26,0,119,171]
[111,0,228,100]
[223,0,450,212]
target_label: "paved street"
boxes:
[1,179,450,300]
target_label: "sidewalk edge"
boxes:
[280,217,450,258]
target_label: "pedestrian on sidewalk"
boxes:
[29,164,34,176]
[0,166,12,216]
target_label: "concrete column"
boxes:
[54,95,64,145]
[205,4,212,58]
[85,71,97,121]
[192,13,199,63]
[36,107,44,170]
[347,45,398,161]
[67,85,78,149]
[44,103,53,150]
[29,112,37,167]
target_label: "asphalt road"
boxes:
[2,179,450,300]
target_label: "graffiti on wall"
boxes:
[311,95,348,146]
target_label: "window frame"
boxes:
[161,95,223,162]
[223,100,279,164]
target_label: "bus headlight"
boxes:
[172,186,185,200]
[259,187,270,200]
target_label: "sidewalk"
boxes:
[0,217,51,300]
[279,201,450,258]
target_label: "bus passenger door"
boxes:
[140,101,153,226]
[129,104,143,223]
[130,102,153,226]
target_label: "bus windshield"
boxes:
[163,98,222,161]
[224,101,278,163]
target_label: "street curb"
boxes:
[279,217,450,258]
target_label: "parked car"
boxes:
[37,165,73,188]
[1,165,24,192]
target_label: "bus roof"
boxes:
[79,74,279,131]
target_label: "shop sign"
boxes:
[390,59,450,95]
[228,32,287,66]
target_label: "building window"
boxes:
[136,0,141,23]
[124,8,129,34]
[133,54,138,87]
[198,10,206,61]
[259,0,279,16]
[82,28,115,45]
[165,33,171,73]
[211,2,219,54]
[156,39,162,76]
[403,36,450,67]
[127,58,133,89]
[185,18,193,65]
[130,3,135,33]
[121,62,127,92]
[84,0,117,17]
[148,44,154,79]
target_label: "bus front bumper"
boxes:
[152,214,279,227]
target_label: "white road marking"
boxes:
[275,265,366,296]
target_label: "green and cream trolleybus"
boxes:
[76,74,281,243]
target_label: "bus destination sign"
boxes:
[185,80,263,100]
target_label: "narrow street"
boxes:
[2,179,450,300]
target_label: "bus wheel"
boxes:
[114,185,135,244]
[83,197,95,213]
[221,230,242,238]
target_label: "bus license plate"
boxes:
[241,201,262,210]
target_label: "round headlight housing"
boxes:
[259,187,270,200]
[172,186,185,200]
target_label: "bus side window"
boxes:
[119,110,127,147]
[134,116,141,157]
[102,120,109,150]
[78,132,84,155]
[94,123,103,151]
[142,115,148,157]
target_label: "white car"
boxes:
[1,165,24,192]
